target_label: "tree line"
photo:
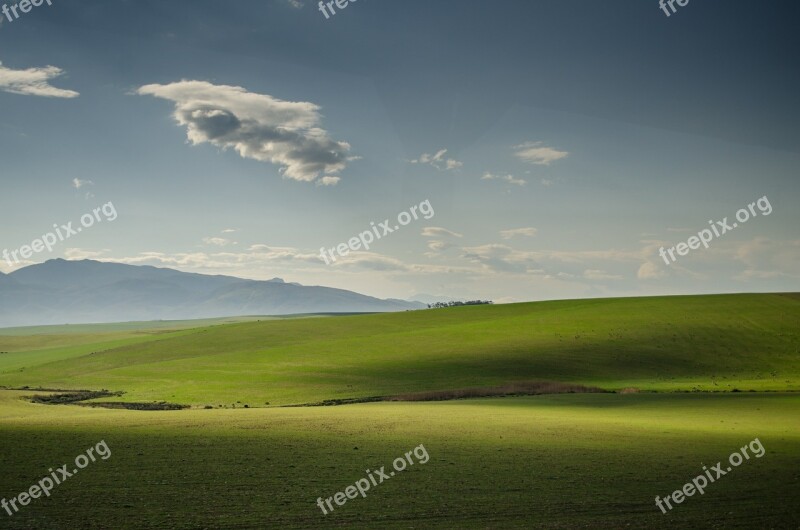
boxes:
[427,300,493,309]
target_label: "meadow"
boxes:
[0,293,798,528]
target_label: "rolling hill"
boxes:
[1,293,798,406]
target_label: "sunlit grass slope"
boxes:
[0,293,798,406]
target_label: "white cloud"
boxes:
[461,243,644,278]
[333,252,472,275]
[733,237,800,279]
[461,244,536,274]
[514,142,568,166]
[316,175,341,186]
[92,247,466,279]
[245,244,321,263]
[72,178,93,189]
[499,227,537,240]
[426,240,454,253]
[638,239,711,280]
[421,227,463,238]
[137,80,352,184]
[410,149,463,171]
[221,228,237,234]
[583,269,624,281]
[482,172,526,186]
[98,245,321,272]
[637,261,666,280]
[0,61,80,98]
[64,248,111,260]
[334,253,411,272]
[202,237,233,246]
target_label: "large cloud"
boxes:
[137,80,352,184]
[0,61,79,98]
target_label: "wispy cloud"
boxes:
[421,227,463,238]
[410,149,463,171]
[0,61,80,98]
[482,172,526,186]
[137,80,352,184]
[583,269,624,281]
[499,227,537,239]
[514,141,568,166]
[426,240,454,252]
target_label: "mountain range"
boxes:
[0,259,426,327]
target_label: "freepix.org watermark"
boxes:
[659,0,690,17]
[2,440,111,517]
[659,196,772,265]
[1,0,52,24]
[655,438,765,514]
[318,0,359,20]
[320,200,434,265]
[316,444,430,515]
[2,202,118,268]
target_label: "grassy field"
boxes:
[1,293,798,406]
[0,293,798,528]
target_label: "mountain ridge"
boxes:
[0,259,425,327]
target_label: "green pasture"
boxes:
[0,293,798,528]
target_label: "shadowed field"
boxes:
[0,391,798,528]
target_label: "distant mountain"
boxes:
[0,259,425,327]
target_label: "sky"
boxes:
[0,0,798,303]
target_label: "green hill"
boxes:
[1,293,798,406]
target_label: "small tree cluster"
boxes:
[427,300,493,309]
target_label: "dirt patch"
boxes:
[283,396,385,407]
[285,381,609,407]
[386,381,609,402]
[28,390,123,404]
[81,401,188,411]
[18,388,188,411]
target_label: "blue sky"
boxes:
[1,0,798,302]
